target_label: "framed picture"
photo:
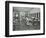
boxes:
[5,1,45,37]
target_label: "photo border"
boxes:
[5,1,45,37]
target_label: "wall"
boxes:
[30,8,40,14]
[0,0,46,38]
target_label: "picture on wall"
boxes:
[5,1,45,37]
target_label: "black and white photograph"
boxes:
[13,7,40,31]
[5,1,45,37]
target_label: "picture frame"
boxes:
[5,1,45,37]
